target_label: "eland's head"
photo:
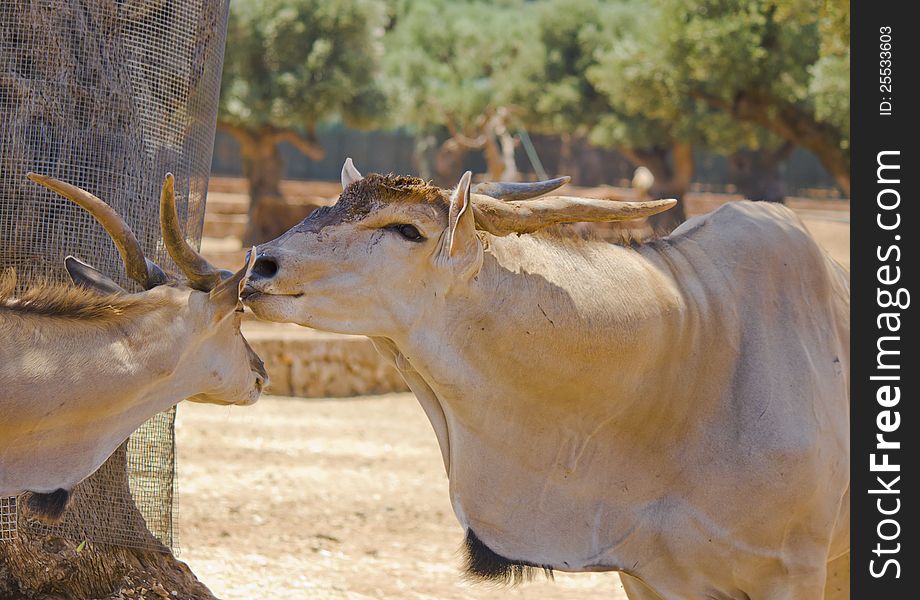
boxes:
[27,173,267,406]
[243,158,675,338]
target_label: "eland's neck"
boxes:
[394,233,733,571]
[409,234,712,428]
[0,307,201,494]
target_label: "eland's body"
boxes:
[244,160,849,599]
[1,175,266,519]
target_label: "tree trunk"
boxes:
[1,448,215,600]
[482,108,519,182]
[223,125,324,246]
[434,138,469,187]
[412,134,438,181]
[1,0,224,596]
[622,143,693,234]
[240,133,286,247]
[497,131,519,182]
[1,532,213,600]
[441,108,519,183]
[692,89,850,196]
[482,134,505,181]
[729,142,795,202]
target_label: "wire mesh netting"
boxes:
[1,0,229,550]
[0,497,15,542]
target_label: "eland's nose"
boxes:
[251,254,279,280]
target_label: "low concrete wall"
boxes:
[242,322,409,398]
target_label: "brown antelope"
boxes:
[242,159,849,600]
[1,174,267,522]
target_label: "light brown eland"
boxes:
[243,159,849,600]
[1,174,266,522]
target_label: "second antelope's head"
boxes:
[242,158,675,338]
[28,173,268,406]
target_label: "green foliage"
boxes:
[776,0,852,119]
[383,0,528,134]
[667,1,816,104]
[652,0,848,150]
[582,0,849,190]
[585,1,684,150]
[504,0,619,136]
[220,0,388,132]
[221,0,849,187]
[586,0,768,154]
[491,0,775,159]
[809,50,850,144]
[772,0,849,54]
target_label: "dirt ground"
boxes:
[175,396,627,600]
[174,205,848,599]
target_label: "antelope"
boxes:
[242,159,849,600]
[1,174,267,522]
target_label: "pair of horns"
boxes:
[28,173,231,291]
[339,158,676,236]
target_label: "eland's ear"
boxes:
[64,256,127,295]
[441,171,482,277]
[341,157,363,189]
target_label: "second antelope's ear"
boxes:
[208,248,257,322]
[441,171,482,277]
[341,157,363,189]
[65,256,127,295]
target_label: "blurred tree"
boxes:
[728,141,796,202]
[582,0,722,231]
[502,0,617,184]
[639,0,850,195]
[219,0,387,244]
[383,0,529,184]
[491,0,692,229]
[586,0,805,227]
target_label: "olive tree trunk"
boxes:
[1,0,228,596]
[221,124,325,246]
[0,447,215,600]
[437,107,519,185]
[434,138,469,187]
[692,89,849,196]
[729,141,796,202]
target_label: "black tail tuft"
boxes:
[25,489,71,524]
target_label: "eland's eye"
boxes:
[389,223,424,242]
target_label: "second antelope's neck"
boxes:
[1,303,198,420]
[0,303,202,494]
